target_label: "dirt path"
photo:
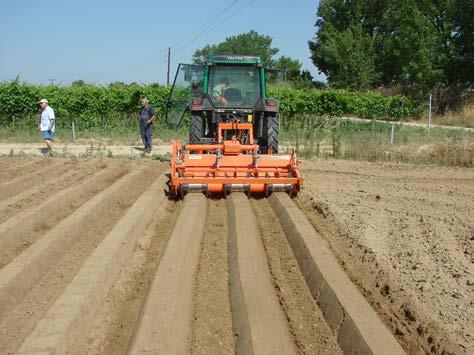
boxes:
[0,142,171,157]
[338,115,474,132]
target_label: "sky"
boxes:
[0,0,322,85]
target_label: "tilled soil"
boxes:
[298,158,474,354]
[251,198,342,354]
[85,197,182,354]
[0,156,344,354]
[2,155,469,354]
[0,159,163,354]
[0,158,108,223]
[191,199,235,354]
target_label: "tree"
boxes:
[192,30,314,87]
[193,30,279,67]
[274,56,302,82]
[309,0,473,111]
[413,0,474,109]
[450,0,474,86]
[72,80,86,87]
[309,22,379,89]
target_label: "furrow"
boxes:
[190,198,234,355]
[84,197,182,354]
[269,192,405,355]
[0,160,69,200]
[0,158,45,178]
[0,166,162,354]
[0,164,126,268]
[128,194,207,354]
[0,167,147,318]
[227,193,296,355]
[18,173,168,354]
[0,158,108,223]
[251,198,342,354]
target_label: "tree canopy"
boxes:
[192,30,278,66]
[192,30,313,87]
[308,0,473,111]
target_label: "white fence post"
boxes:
[72,121,76,141]
[390,124,395,144]
[428,94,432,131]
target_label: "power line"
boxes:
[169,0,258,62]
[107,0,238,74]
[164,0,258,82]
[188,0,258,47]
[98,52,169,81]
[85,1,239,82]
[172,0,238,48]
[91,0,258,83]
[161,0,258,77]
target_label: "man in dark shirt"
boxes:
[139,98,155,154]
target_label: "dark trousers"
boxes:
[140,121,153,149]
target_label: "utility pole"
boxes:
[167,47,171,86]
[48,78,56,86]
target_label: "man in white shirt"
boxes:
[37,99,55,155]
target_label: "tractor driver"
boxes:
[212,77,230,105]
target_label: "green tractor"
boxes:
[166,55,280,153]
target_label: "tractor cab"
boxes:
[207,55,262,108]
[166,55,280,153]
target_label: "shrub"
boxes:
[0,79,421,130]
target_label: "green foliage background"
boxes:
[0,79,421,130]
[309,0,473,111]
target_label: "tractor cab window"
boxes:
[209,65,260,107]
[166,64,205,125]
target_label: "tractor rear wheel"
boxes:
[266,115,279,154]
[189,114,204,144]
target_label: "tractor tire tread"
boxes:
[267,115,279,154]
[189,115,204,144]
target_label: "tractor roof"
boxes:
[207,55,262,65]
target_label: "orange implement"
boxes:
[169,123,302,198]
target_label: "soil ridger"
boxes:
[166,55,302,198]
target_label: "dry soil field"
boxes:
[299,159,473,354]
[0,155,471,354]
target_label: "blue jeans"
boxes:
[140,121,152,149]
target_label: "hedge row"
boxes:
[269,87,420,118]
[0,79,422,128]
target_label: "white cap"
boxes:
[38,99,48,104]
